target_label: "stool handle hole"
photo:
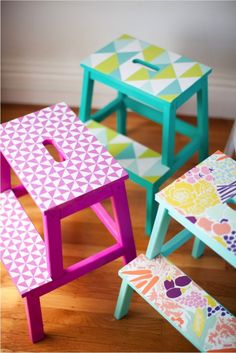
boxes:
[43,139,66,162]
[132,58,160,72]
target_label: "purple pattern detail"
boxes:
[0,102,127,212]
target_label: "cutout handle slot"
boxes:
[43,139,66,162]
[132,58,160,72]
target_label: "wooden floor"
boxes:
[1,104,235,352]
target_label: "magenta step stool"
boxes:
[0,102,136,342]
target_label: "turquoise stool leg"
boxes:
[192,237,206,259]
[79,70,94,122]
[114,279,134,319]
[145,184,158,236]
[192,78,208,258]
[162,104,175,167]
[146,203,170,259]
[116,92,127,135]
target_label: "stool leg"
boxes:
[111,182,137,264]
[116,92,127,135]
[114,279,134,319]
[24,294,44,343]
[146,203,170,259]
[192,237,206,259]
[197,77,209,162]
[79,69,94,122]
[162,104,175,167]
[1,152,11,192]
[146,184,158,236]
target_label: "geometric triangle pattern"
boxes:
[159,151,236,259]
[119,254,236,352]
[81,34,212,103]
[0,102,127,212]
[0,190,52,295]
[86,120,169,184]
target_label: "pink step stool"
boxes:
[0,102,136,342]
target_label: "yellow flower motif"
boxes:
[162,179,220,215]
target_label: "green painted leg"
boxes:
[146,203,170,259]
[197,77,209,162]
[192,237,206,259]
[145,185,158,236]
[116,92,127,135]
[114,279,134,319]
[162,104,175,167]
[79,69,94,122]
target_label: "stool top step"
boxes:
[86,120,169,184]
[0,103,127,212]
[158,151,236,262]
[119,253,236,352]
[0,190,52,296]
[81,34,212,103]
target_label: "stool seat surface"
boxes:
[81,34,211,103]
[0,103,127,212]
[0,190,52,295]
[86,120,169,184]
[119,253,236,352]
[158,151,236,259]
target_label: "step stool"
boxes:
[114,151,236,352]
[79,34,212,235]
[0,102,136,342]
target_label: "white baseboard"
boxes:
[2,60,236,119]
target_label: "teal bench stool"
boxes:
[79,34,212,235]
[115,151,236,352]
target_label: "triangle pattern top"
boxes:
[81,34,212,103]
[0,103,127,212]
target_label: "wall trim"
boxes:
[2,60,236,119]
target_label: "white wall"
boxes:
[2,1,236,118]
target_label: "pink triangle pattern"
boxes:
[0,102,127,212]
[0,190,52,295]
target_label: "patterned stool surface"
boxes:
[119,253,236,352]
[158,151,236,258]
[0,190,52,295]
[86,120,169,184]
[0,103,127,212]
[81,34,211,103]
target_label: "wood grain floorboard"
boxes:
[1,104,235,352]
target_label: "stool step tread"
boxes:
[119,254,236,352]
[86,120,169,184]
[0,190,52,296]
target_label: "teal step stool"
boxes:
[79,34,212,235]
[115,151,236,352]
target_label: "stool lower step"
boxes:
[118,254,236,352]
[86,120,169,185]
[0,190,52,296]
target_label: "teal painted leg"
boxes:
[161,104,175,167]
[79,69,94,122]
[146,203,170,259]
[192,237,206,259]
[145,184,158,236]
[114,279,134,319]
[197,77,209,162]
[116,93,127,135]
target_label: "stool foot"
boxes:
[24,294,44,343]
[114,279,133,319]
[192,237,206,259]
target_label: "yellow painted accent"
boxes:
[143,45,165,62]
[204,294,217,308]
[213,236,227,248]
[154,65,176,79]
[118,34,134,40]
[159,94,178,102]
[139,149,160,158]
[143,176,160,183]
[126,68,149,81]
[95,54,119,74]
[192,308,205,337]
[181,63,202,78]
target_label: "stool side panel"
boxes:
[0,190,52,295]
[119,254,236,352]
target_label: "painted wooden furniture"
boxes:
[115,151,236,352]
[0,102,136,343]
[79,34,212,235]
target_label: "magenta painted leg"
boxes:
[43,210,64,280]
[111,182,137,264]
[24,294,44,343]
[1,152,11,192]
